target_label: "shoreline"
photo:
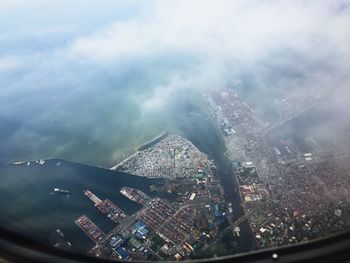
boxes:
[110,131,168,171]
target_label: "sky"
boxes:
[0,0,349,166]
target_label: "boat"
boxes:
[53,188,70,195]
[120,187,150,205]
[49,229,72,250]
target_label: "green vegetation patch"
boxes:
[150,234,166,252]
[191,231,237,259]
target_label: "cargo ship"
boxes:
[84,190,102,205]
[120,187,150,205]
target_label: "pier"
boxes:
[74,215,105,243]
[84,190,126,223]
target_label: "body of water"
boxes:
[0,159,165,253]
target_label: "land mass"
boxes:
[6,85,350,261]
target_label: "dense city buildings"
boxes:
[202,86,350,251]
[1,2,349,262]
[71,133,233,260]
[112,133,214,179]
[10,87,349,261]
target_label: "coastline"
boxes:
[6,124,257,254]
[110,131,168,171]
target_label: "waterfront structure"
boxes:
[84,190,126,223]
[74,215,105,242]
[120,187,150,205]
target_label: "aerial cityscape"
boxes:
[4,83,349,260]
[0,0,349,262]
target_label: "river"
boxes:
[178,109,257,253]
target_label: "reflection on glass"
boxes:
[0,0,349,261]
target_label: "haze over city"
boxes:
[0,1,350,261]
[1,0,349,166]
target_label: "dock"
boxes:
[84,190,126,223]
[74,215,105,243]
[120,187,150,205]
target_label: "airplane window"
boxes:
[0,1,349,261]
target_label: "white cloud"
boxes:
[3,0,350,112]
[4,0,350,64]
[0,56,19,72]
[0,0,350,164]
[0,0,27,9]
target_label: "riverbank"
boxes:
[179,110,257,253]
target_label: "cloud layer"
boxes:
[0,0,349,165]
